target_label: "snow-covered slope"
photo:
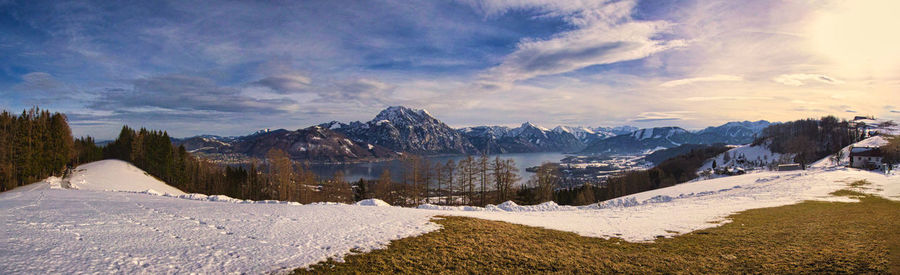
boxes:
[0,161,438,273]
[809,135,890,168]
[66,160,186,195]
[3,144,898,272]
[423,167,897,242]
[698,143,785,171]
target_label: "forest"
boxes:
[752,115,864,168]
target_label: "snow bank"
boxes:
[0,182,438,274]
[66,160,186,195]
[355,199,391,206]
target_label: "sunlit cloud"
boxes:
[660,75,743,87]
[683,96,772,102]
[472,0,685,87]
[772,74,842,86]
[631,111,694,122]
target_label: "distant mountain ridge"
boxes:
[173,106,772,161]
[580,120,771,155]
[458,122,584,154]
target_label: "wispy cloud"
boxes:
[88,74,297,114]
[631,111,694,122]
[772,73,843,86]
[250,74,312,94]
[472,0,685,87]
[683,96,772,102]
[660,75,743,87]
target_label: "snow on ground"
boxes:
[0,162,439,274]
[3,143,899,273]
[65,159,186,195]
[810,136,889,168]
[698,142,784,172]
[420,137,899,242]
[424,168,897,242]
[354,198,391,206]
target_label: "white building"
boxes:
[849,146,883,169]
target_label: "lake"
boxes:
[306,152,569,183]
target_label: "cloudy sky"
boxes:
[2,0,899,139]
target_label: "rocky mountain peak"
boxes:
[372,106,436,126]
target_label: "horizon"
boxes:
[2,0,899,139]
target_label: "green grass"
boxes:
[298,192,900,274]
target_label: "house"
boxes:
[849,146,883,169]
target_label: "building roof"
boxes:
[850,147,883,157]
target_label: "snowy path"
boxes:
[0,183,438,273]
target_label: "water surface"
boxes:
[307,152,568,183]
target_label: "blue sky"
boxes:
[2,0,899,139]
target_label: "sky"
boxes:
[2,0,899,139]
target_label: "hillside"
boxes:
[0,160,439,273]
[64,159,186,195]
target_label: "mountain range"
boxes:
[173,106,772,162]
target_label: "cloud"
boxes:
[683,96,772,102]
[892,110,900,113]
[88,74,297,114]
[631,111,693,122]
[660,75,743,87]
[12,72,67,94]
[474,0,685,86]
[250,74,311,93]
[318,78,394,103]
[772,73,843,86]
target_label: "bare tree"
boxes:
[457,155,477,205]
[478,154,490,206]
[444,159,455,205]
[265,149,292,201]
[532,162,559,203]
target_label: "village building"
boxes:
[849,146,883,169]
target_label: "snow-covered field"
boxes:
[2,136,899,273]
[422,167,897,242]
[0,161,439,274]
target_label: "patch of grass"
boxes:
[830,189,869,198]
[849,180,872,187]
[297,196,900,274]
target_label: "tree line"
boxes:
[752,116,863,168]
[0,108,75,191]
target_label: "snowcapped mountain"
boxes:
[595,126,640,137]
[694,120,771,144]
[458,122,584,154]
[580,121,770,155]
[175,110,771,160]
[231,126,398,162]
[552,125,638,143]
[173,135,234,154]
[327,106,478,155]
[581,127,695,155]
[174,127,396,162]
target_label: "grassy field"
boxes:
[298,182,900,274]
